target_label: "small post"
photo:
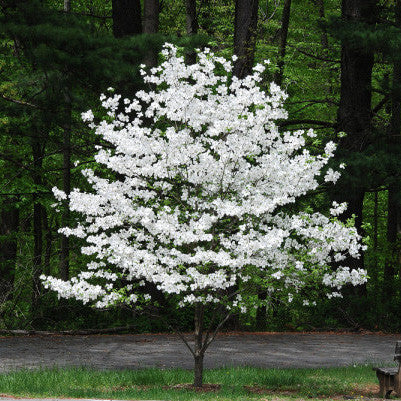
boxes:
[395,341,401,395]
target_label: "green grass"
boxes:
[0,365,380,401]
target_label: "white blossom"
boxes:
[52,187,67,201]
[324,168,341,183]
[330,201,348,216]
[81,110,94,122]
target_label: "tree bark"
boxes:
[384,185,398,298]
[336,0,376,145]
[32,200,43,307]
[59,1,72,281]
[233,0,259,78]
[193,303,205,387]
[31,139,44,310]
[383,0,401,299]
[336,0,375,148]
[274,0,292,85]
[0,199,19,303]
[185,0,198,65]
[59,91,71,281]
[372,191,378,286]
[194,354,204,388]
[332,0,377,276]
[396,0,401,285]
[112,0,142,38]
[63,0,71,12]
[43,207,52,277]
[143,0,158,33]
[143,0,159,66]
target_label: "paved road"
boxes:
[0,332,400,372]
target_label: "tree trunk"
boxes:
[63,0,71,12]
[332,0,377,276]
[383,0,401,299]
[233,0,259,78]
[59,0,71,281]
[59,91,71,281]
[193,303,205,387]
[43,208,52,277]
[255,291,267,330]
[396,0,401,285]
[337,0,375,148]
[143,0,158,33]
[336,0,375,145]
[274,0,291,85]
[32,200,43,310]
[194,354,204,388]
[372,191,378,286]
[112,0,142,38]
[0,200,19,303]
[143,0,159,66]
[384,186,398,299]
[31,139,44,310]
[185,0,198,65]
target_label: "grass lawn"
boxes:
[0,365,386,401]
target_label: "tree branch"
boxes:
[287,44,339,63]
[372,95,390,116]
[173,328,195,356]
[202,311,232,353]
[0,94,39,109]
[278,119,334,128]
[260,0,280,22]
[287,99,338,106]
[148,311,195,357]
[0,191,51,197]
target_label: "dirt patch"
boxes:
[163,383,221,392]
[351,383,380,396]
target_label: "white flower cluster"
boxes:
[324,168,341,183]
[323,266,367,289]
[41,44,367,311]
[330,201,347,216]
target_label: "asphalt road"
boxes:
[0,332,400,372]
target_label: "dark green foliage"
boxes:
[0,0,167,329]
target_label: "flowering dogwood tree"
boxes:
[42,44,367,387]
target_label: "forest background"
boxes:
[0,0,399,333]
